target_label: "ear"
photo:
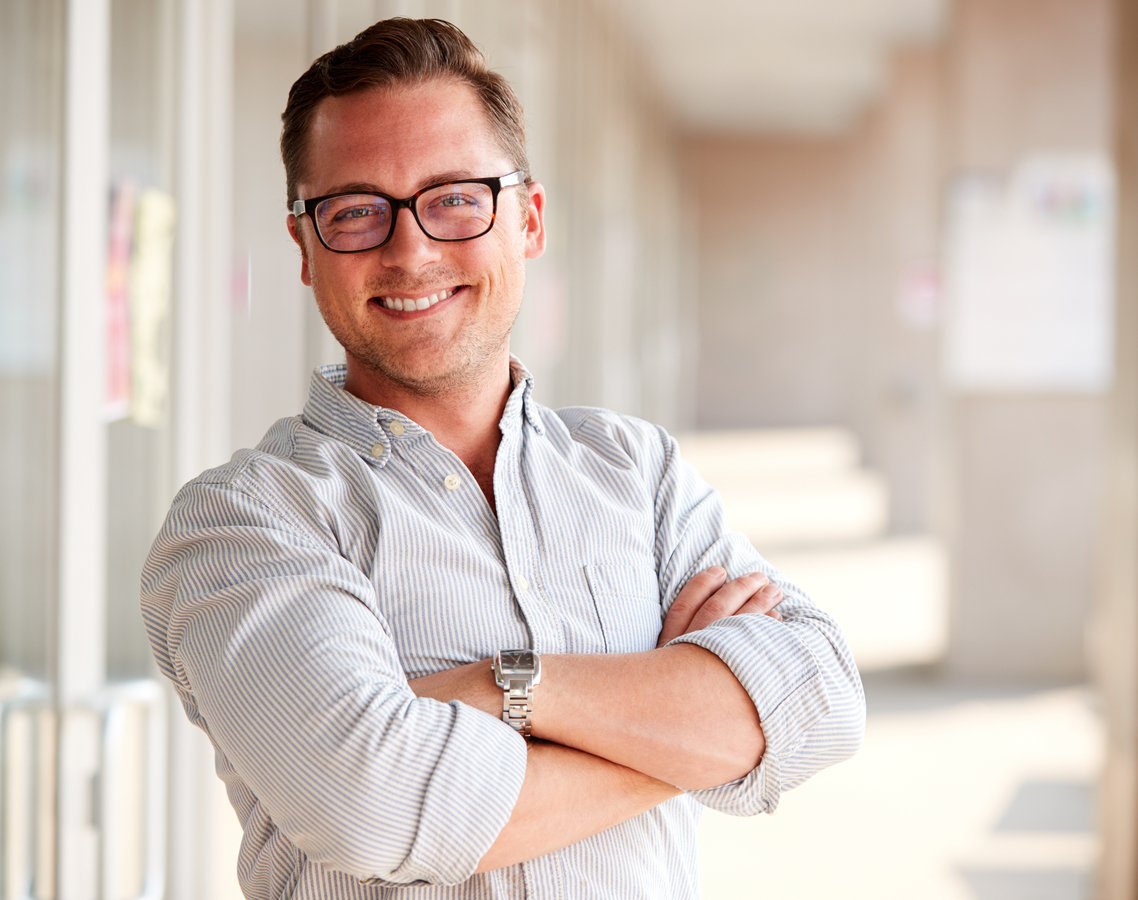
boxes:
[287,213,313,287]
[524,182,547,260]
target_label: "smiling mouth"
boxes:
[376,287,459,311]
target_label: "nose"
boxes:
[375,205,442,272]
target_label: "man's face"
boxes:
[287,79,546,398]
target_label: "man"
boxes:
[142,17,864,899]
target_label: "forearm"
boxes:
[475,740,680,873]
[534,645,763,789]
[410,643,764,791]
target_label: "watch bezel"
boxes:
[493,649,541,686]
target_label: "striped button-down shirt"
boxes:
[142,361,864,899]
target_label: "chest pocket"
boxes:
[583,563,663,654]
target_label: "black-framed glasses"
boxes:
[291,170,527,253]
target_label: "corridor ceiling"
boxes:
[235,0,951,137]
[607,0,949,134]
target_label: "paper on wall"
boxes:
[942,155,1116,393]
[129,188,176,427]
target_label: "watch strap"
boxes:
[493,649,541,737]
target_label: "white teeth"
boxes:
[382,288,455,311]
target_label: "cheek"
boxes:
[308,253,370,297]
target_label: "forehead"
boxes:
[302,79,507,196]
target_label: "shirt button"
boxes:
[517,576,530,592]
[370,443,385,457]
[443,473,461,491]
[389,421,405,436]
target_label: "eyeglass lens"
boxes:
[315,182,496,252]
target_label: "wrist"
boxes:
[493,649,541,737]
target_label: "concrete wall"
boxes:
[942,0,1113,681]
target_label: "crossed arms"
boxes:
[143,412,866,887]
[410,566,786,872]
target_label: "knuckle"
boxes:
[733,573,768,594]
[701,597,733,618]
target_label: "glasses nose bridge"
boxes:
[387,193,428,242]
[377,192,437,253]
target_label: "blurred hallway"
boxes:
[700,676,1101,899]
[685,427,1099,898]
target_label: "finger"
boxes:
[686,572,773,633]
[730,582,784,620]
[658,566,728,647]
[754,582,784,614]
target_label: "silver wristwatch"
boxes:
[492,649,541,737]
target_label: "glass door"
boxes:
[1,1,66,897]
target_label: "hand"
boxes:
[656,567,783,648]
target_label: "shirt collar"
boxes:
[302,359,545,461]
[507,357,545,437]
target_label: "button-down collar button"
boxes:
[517,576,530,592]
[443,473,461,491]
[370,443,385,457]
[389,421,405,436]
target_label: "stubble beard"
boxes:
[310,263,522,399]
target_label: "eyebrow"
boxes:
[318,171,483,198]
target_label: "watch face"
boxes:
[495,650,538,686]
[498,649,531,669]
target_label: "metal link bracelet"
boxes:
[492,649,541,737]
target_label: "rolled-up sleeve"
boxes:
[141,469,528,885]
[650,429,866,816]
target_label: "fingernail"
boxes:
[761,583,781,598]
[706,566,727,579]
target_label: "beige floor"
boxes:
[698,674,1102,900]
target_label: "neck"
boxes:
[341,354,514,510]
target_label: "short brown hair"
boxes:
[280,17,530,204]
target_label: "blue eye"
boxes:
[334,204,380,222]
[436,193,475,208]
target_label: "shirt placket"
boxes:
[494,417,564,657]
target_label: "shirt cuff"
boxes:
[668,615,831,816]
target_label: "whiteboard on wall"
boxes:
[942,155,1116,393]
